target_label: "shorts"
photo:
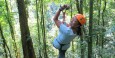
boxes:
[53,39,70,50]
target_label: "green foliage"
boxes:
[0,0,115,58]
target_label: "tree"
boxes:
[4,0,18,57]
[36,0,42,57]
[75,0,85,58]
[0,23,12,58]
[40,0,48,57]
[88,0,93,58]
[16,0,36,58]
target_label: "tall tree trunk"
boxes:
[4,0,18,58]
[0,24,8,58]
[79,0,85,58]
[75,0,80,13]
[79,0,83,14]
[76,0,85,58]
[75,0,83,14]
[88,0,93,58]
[96,0,101,58]
[97,0,101,46]
[16,0,36,58]
[70,0,75,54]
[101,0,106,58]
[98,0,102,47]
[40,0,48,57]
[102,0,106,49]
[36,0,42,58]
[0,23,12,58]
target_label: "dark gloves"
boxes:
[59,5,70,11]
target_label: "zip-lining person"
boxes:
[53,4,86,58]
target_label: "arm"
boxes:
[62,11,70,27]
[53,10,62,28]
[53,5,69,28]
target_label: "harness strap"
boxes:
[56,39,69,50]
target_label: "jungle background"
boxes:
[0,0,115,58]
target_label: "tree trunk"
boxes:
[88,0,93,58]
[75,0,80,13]
[101,0,106,58]
[79,0,85,58]
[96,0,101,58]
[70,0,75,55]
[0,24,8,58]
[0,23,12,58]
[76,0,85,58]
[97,0,101,46]
[36,0,42,58]
[102,0,106,49]
[79,0,83,14]
[16,0,36,58]
[40,0,48,57]
[4,0,18,58]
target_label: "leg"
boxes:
[58,49,66,58]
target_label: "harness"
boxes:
[56,39,69,50]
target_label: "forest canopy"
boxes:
[0,0,115,58]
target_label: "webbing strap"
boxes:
[56,39,68,50]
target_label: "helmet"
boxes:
[75,14,86,25]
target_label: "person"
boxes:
[52,4,86,58]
